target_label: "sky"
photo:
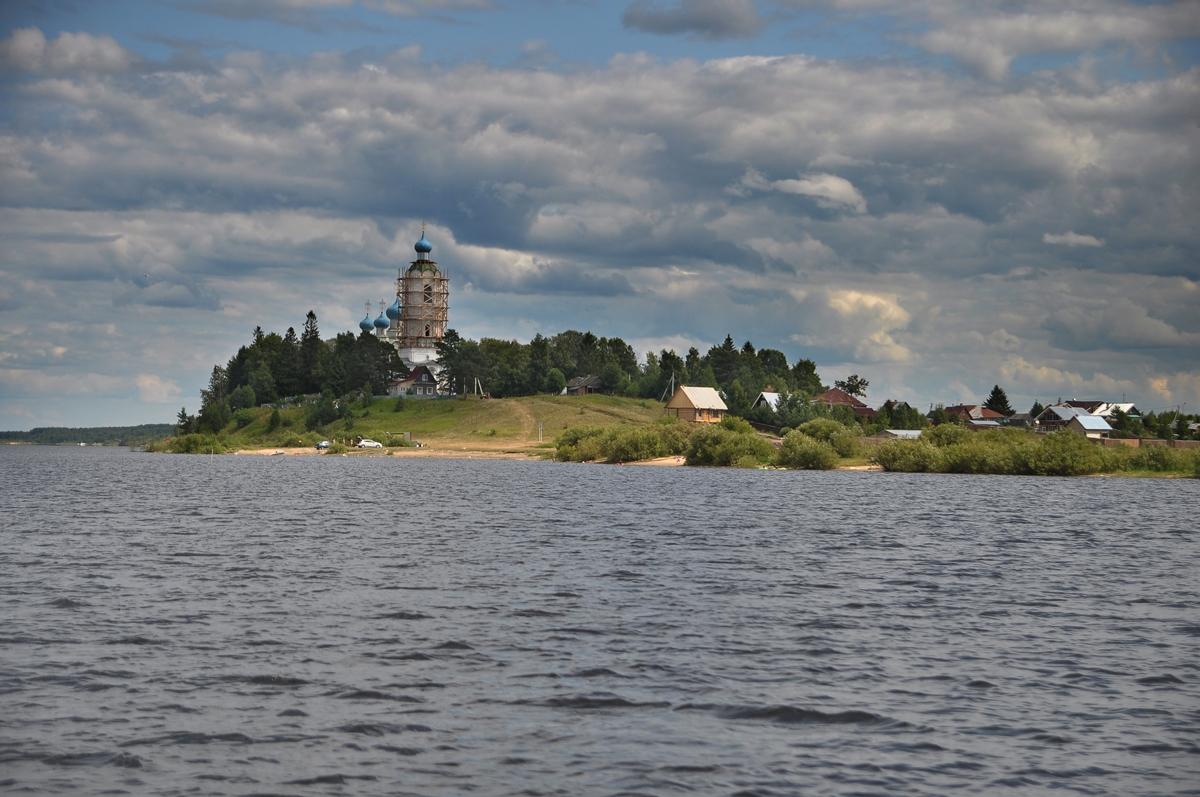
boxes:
[1,0,1199,429]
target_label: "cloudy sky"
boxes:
[1,0,1198,429]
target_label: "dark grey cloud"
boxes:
[2,17,1199,427]
[622,0,763,39]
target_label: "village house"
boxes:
[1066,414,1113,439]
[666,385,727,424]
[811,387,877,419]
[564,374,603,396]
[1035,404,1090,431]
[943,404,1006,423]
[389,364,439,398]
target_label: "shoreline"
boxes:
[230,447,887,471]
[233,446,540,461]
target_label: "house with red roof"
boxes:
[811,387,877,419]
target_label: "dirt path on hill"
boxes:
[508,399,537,442]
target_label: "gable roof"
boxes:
[1069,415,1113,432]
[753,391,782,411]
[813,387,869,409]
[392,364,437,388]
[884,429,922,439]
[1065,400,1105,413]
[565,374,602,390]
[1038,404,1088,422]
[1094,402,1140,418]
[667,385,727,411]
[944,404,1005,420]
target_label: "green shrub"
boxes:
[327,441,348,454]
[305,394,338,430]
[719,415,756,434]
[872,440,941,472]
[937,438,1018,474]
[1019,431,1103,476]
[233,409,256,429]
[796,418,851,443]
[776,432,838,469]
[926,423,970,447]
[163,433,229,454]
[599,427,666,463]
[655,419,693,455]
[1127,445,1185,472]
[266,408,282,432]
[829,429,861,458]
[685,426,774,467]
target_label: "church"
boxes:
[359,229,450,396]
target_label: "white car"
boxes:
[356,438,383,449]
[315,440,331,450]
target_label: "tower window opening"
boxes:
[424,324,431,337]
[423,284,433,304]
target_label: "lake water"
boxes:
[1,445,1197,796]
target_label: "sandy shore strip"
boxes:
[234,446,539,460]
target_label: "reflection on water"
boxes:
[2,445,1197,795]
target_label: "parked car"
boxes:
[315,440,331,450]
[356,438,383,449]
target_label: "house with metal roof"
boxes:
[878,429,923,439]
[1066,414,1113,439]
[666,385,728,424]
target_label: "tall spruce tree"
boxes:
[299,310,322,394]
[983,384,1014,416]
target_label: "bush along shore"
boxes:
[871,425,1200,477]
[555,417,1199,478]
[555,416,859,470]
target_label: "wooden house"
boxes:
[666,385,727,424]
[564,374,603,395]
[389,365,440,397]
[811,387,877,419]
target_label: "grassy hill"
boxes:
[158,394,668,454]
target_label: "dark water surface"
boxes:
[2,445,1197,796]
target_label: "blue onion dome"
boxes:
[386,298,400,319]
[373,312,389,329]
[414,233,432,254]
[359,315,373,332]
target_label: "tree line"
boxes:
[179,311,405,434]
[435,330,825,411]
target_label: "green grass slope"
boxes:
[156,394,669,453]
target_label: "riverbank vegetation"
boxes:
[872,428,1200,477]
[152,393,666,454]
[553,416,855,469]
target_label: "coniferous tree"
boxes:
[983,384,1014,416]
[299,311,322,394]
